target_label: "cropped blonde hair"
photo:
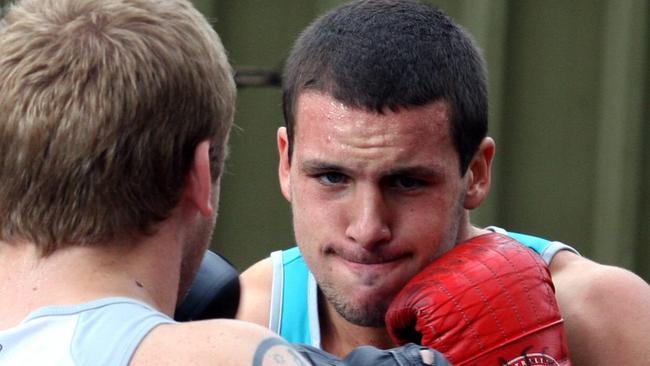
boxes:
[0,0,236,254]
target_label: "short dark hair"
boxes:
[282,0,487,175]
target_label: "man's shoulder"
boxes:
[550,251,647,294]
[550,252,650,364]
[239,246,301,281]
[238,246,304,308]
[237,257,274,326]
[240,256,274,290]
[236,246,307,328]
[131,319,301,365]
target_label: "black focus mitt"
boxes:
[174,250,240,321]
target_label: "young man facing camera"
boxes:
[237,1,650,365]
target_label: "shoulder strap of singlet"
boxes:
[269,250,284,334]
[307,271,321,347]
[269,247,321,347]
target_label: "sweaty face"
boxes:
[278,92,471,327]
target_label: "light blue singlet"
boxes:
[268,226,579,347]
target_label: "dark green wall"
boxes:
[196,1,351,271]
[200,0,650,281]
[1,0,648,280]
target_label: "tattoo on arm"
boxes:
[253,338,311,366]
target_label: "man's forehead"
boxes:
[293,91,452,141]
[295,90,449,120]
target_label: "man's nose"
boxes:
[344,186,392,249]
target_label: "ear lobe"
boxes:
[277,127,292,202]
[464,137,495,210]
[186,140,214,217]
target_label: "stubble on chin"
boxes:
[318,280,391,328]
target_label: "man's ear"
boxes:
[277,127,292,202]
[185,140,214,217]
[463,137,495,210]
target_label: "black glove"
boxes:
[292,343,452,366]
[174,250,240,321]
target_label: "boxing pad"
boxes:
[385,233,571,366]
[174,250,240,321]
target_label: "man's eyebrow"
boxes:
[299,159,348,174]
[384,166,445,179]
[299,160,446,179]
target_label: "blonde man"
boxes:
[0,1,400,365]
[0,0,279,364]
[0,1,442,365]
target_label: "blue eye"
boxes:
[318,172,347,185]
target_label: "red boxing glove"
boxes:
[385,233,571,366]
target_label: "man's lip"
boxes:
[326,248,410,265]
[335,255,409,278]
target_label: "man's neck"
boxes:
[0,232,182,329]
[318,292,396,358]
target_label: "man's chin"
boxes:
[319,277,401,327]
[329,292,392,327]
[337,302,388,327]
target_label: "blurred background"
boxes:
[2,0,648,280]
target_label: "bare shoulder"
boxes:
[131,318,308,366]
[236,257,274,326]
[550,250,650,308]
[550,251,650,365]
